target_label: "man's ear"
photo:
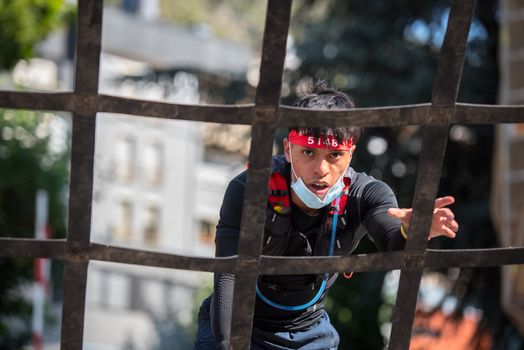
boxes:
[283,138,291,162]
[345,145,357,166]
[348,145,357,159]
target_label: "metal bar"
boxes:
[253,1,292,107]
[230,1,292,348]
[99,95,254,124]
[259,248,524,274]
[235,112,281,260]
[453,103,524,124]
[60,261,89,349]
[260,247,524,273]
[388,1,475,349]
[61,1,103,349]
[431,0,476,107]
[424,248,524,268]
[60,83,96,350]
[387,270,424,350]
[2,92,524,126]
[74,0,103,94]
[66,115,96,245]
[0,239,66,258]
[88,243,238,272]
[406,1,475,251]
[0,238,522,274]
[281,103,524,127]
[0,91,255,124]
[280,104,435,127]
[0,92,75,112]
[404,126,450,252]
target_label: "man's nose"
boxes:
[315,159,329,177]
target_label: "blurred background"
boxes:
[1,0,523,349]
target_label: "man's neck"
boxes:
[291,192,321,216]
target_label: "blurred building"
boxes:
[26,2,253,349]
[86,7,251,350]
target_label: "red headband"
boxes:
[288,130,353,151]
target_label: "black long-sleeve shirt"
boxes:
[211,156,406,348]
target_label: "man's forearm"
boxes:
[211,273,235,349]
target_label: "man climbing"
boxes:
[193,80,459,350]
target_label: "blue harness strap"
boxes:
[256,197,341,311]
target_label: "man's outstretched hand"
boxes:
[387,196,459,239]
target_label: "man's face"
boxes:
[284,138,355,205]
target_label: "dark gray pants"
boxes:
[193,296,339,350]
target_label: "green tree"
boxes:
[0,1,72,345]
[0,109,69,348]
[0,0,71,70]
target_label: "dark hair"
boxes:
[291,79,362,144]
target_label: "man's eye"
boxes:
[303,150,314,156]
[330,152,342,159]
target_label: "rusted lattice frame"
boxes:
[1,0,524,349]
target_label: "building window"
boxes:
[116,136,136,182]
[199,220,216,244]
[115,200,133,243]
[128,275,143,311]
[143,142,164,186]
[144,205,160,246]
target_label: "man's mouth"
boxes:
[307,182,330,196]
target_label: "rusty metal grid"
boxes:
[1,0,524,349]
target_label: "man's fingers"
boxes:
[427,197,458,240]
[429,224,457,239]
[435,207,454,220]
[435,196,455,209]
[441,226,456,238]
[450,220,459,232]
[438,216,459,229]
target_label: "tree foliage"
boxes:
[0,0,70,70]
[0,109,69,348]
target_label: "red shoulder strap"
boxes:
[331,177,354,280]
[329,177,351,215]
[268,172,291,214]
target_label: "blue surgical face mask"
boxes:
[288,143,348,209]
